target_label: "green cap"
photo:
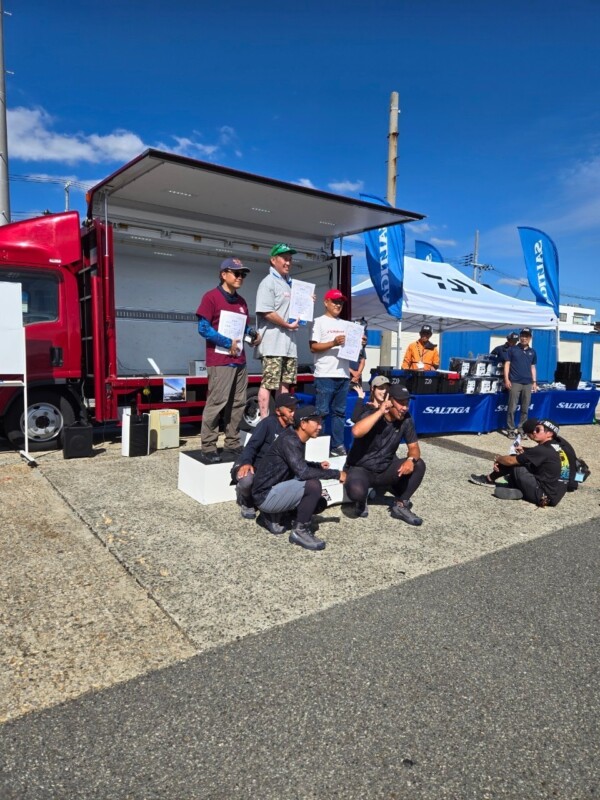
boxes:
[270,243,297,257]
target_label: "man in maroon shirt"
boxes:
[196,258,260,464]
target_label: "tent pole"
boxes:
[396,319,403,368]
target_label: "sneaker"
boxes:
[493,486,523,500]
[353,500,368,518]
[390,502,423,526]
[506,430,518,440]
[239,504,256,520]
[257,512,286,535]
[200,451,222,464]
[469,473,494,487]
[330,445,347,457]
[289,522,326,551]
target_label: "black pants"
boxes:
[495,464,543,505]
[345,457,426,505]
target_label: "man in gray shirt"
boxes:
[255,243,300,417]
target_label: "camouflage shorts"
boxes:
[260,356,297,390]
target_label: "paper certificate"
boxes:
[288,279,315,323]
[337,321,363,363]
[215,310,246,356]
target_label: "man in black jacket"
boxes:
[231,394,298,519]
[345,384,426,525]
[252,406,346,551]
[521,418,579,491]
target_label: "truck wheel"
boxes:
[4,391,77,451]
[240,388,274,431]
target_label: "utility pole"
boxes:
[0,0,10,225]
[381,91,400,367]
[473,229,479,282]
[386,91,399,206]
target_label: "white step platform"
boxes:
[178,435,335,506]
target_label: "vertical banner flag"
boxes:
[360,193,405,319]
[517,227,560,316]
[415,240,444,262]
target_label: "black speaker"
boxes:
[63,423,94,459]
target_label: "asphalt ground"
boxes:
[0,521,598,799]
[1,423,599,797]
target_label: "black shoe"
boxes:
[469,473,494,487]
[354,500,368,518]
[257,512,286,535]
[390,502,423,526]
[200,451,222,464]
[329,445,347,457]
[235,486,256,519]
[506,430,518,440]
[289,522,326,551]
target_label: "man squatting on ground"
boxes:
[469,419,567,507]
[231,394,298,519]
[344,383,426,525]
[255,243,300,418]
[196,258,260,465]
[251,405,346,551]
[310,288,355,458]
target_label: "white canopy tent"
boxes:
[351,256,557,333]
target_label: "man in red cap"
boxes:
[310,288,353,457]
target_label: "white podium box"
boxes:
[305,435,330,462]
[178,451,236,505]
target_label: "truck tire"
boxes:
[4,390,77,451]
[240,387,274,432]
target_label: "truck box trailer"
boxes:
[0,149,422,450]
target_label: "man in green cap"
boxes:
[255,243,300,417]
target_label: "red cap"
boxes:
[324,288,347,302]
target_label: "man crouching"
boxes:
[251,406,346,551]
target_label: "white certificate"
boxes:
[337,321,363,363]
[288,279,315,323]
[215,310,246,356]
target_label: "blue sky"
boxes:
[5,0,600,314]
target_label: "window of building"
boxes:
[559,312,567,322]
[573,313,589,325]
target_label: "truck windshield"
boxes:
[1,269,59,325]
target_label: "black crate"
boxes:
[408,372,440,394]
[437,375,462,394]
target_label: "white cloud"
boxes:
[296,178,317,189]
[8,105,240,166]
[407,221,432,234]
[430,237,457,248]
[328,179,364,193]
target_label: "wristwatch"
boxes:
[408,457,418,464]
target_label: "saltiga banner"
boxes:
[360,193,405,319]
[415,240,444,263]
[517,226,560,316]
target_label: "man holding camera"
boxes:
[196,257,260,464]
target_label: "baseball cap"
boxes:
[274,393,299,409]
[507,331,519,341]
[388,384,411,402]
[270,243,297,257]
[371,375,391,388]
[521,418,538,435]
[324,288,347,302]
[220,257,250,273]
[293,405,322,426]
[538,419,559,437]
[520,328,532,337]
[420,325,433,335]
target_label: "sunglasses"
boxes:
[328,299,344,305]
[533,426,546,433]
[227,270,247,278]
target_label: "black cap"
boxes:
[293,405,323,427]
[388,384,411,402]
[274,393,299,409]
[520,328,532,337]
[538,419,559,437]
[507,331,519,341]
[420,325,433,335]
[521,418,538,434]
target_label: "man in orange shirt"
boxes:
[401,324,440,371]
